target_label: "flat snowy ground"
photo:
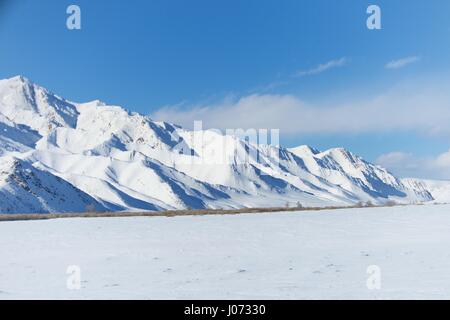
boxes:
[1,204,450,299]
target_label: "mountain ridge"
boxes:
[0,76,446,213]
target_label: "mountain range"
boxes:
[0,76,447,214]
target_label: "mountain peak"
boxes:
[288,145,320,156]
[327,147,348,153]
[1,75,33,87]
[0,76,79,135]
[78,99,108,108]
[7,75,29,82]
[319,147,362,166]
[0,75,48,99]
[322,147,354,157]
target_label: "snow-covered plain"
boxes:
[1,204,450,300]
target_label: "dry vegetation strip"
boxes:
[0,203,406,222]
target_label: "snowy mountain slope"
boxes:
[0,76,443,213]
[31,150,243,211]
[289,146,433,203]
[0,156,107,213]
[402,178,450,204]
[0,113,41,156]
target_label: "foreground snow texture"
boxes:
[1,204,450,299]
[0,76,447,213]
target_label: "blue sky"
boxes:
[1,0,450,178]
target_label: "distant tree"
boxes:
[296,201,303,209]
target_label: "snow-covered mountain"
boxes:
[0,76,445,213]
[402,178,450,204]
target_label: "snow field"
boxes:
[1,204,450,299]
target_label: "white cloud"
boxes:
[385,56,420,69]
[435,150,450,168]
[376,152,417,170]
[376,150,450,179]
[152,77,450,179]
[151,79,450,136]
[294,57,347,77]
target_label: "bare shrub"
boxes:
[385,200,397,207]
[365,201,374,207]
[355,201,364,208]
[85,204,97,213]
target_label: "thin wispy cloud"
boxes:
[152,78,450,137]
[385,56,420,69]
[294,57,347,77]
[376,149,450,180]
